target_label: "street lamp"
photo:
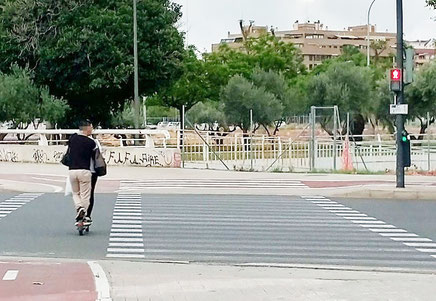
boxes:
[367,0,376,67]
[133,0,140,129]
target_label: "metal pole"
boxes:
[395,0,405,188]
[143,96,147,128]
[250,109,253,170]
[310,106,316,171]
[181,105,185,168]
[367,0,376,67]
[428,112,431,171]
[133,0,140,129]
[333,106,338,171]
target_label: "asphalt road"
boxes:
[1,193,436,271]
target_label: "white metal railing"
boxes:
[0,129,172,148]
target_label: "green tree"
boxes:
[186,101,228,131]
[221,75,283,133]
[0,66,69,137]
[204,34,305,102]
[0,0,184,126]
[427,0,436,8]
[407,61,436,137]
[160,46,208,121]
[306,61,372,137]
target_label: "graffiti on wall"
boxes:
[106,151,162,167]
[0,149,19,162]
[32,149,49,163]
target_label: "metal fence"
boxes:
[1,128,436,172]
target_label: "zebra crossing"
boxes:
[106,192,145,259]
[0,193,43,220]
[118,179,308,192]
[303,195,436,261]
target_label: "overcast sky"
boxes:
[173,0,436,52]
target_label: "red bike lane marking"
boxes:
[0,261,97,301]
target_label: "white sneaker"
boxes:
[75,207,86,222]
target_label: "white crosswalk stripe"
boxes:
[306,195,436,261]
[107,192,144,259]
[0,193,43,221]
[117,179,308,192]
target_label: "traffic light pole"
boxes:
[395,0,405,188]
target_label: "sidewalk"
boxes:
[2,257,436,301]
[0,162,435,199]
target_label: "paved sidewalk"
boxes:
[0,162,435,198]
[101,260,436,301]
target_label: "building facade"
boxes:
[407,39,436,69]
[212,21,397,70]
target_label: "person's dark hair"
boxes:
[78,119,92,130]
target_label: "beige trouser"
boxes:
[69,170,92,211]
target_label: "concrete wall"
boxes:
[0,145,181,168]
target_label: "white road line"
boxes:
[351,220,385,224]
[0,205,22,208]
[107,248,145,253]
[2,270,19,281]
[370,229,408,233]
[391,238,432,242]
[380,233,418,237]
[109,243,144,248]
[110,238,143,242]
[111,224,142,228]
[302,196,326,199]
[112,216,142,220]
[312,202,338,204]
[323,207,352,210]
[114,207,142,210]
[110,233,143,237]
[318,204,344,207]
[87,261,112,301]
[329,210,360,213]
[0,211,13,214]
[0,215,6,218]
[335,214,368,217]
[106,254,145,259]
[343,217,376,220]
[359,224,396,228]
[112,220,143,224]
[404,243,436,248]
[114,203,142,206]
[113,209,142,213]
[416,249,436,253]
[113,212,142,216]
[111,228,143,233]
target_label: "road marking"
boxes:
[0,211,13,214]
[110,228,143,233]
[110,233,143,237]
[111,224,142,228]
[0,215,6,218]
[2,270,19,281]
[109,243,144,247]
[106,254,145,259]
[351,220,385,224]
[404,243,436,248]
[370,229,407,233]
[110,238,143,242]
[113,209,142,212]
[87,261,112,301]
[112,216,142,220]
[112,220,142,224]
[309,196,436,261]
[417,249,436,253]
[343,217,376,220]
[335,214,368,217]
[107,248,145,253]
[380,233,418,237]
[112,212,142,216]
[359,224,396,228]
[391,238,432,242]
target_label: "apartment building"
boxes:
[407,39,436,69]
[212,21,397,70]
